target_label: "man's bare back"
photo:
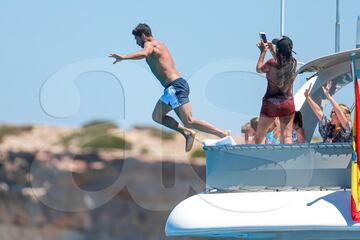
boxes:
[145,40,180,87]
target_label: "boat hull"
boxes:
[166,191,360,239]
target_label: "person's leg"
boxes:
[152,100,196,151]
[152,100,189,135]
[279,114,295,144]
[255,115,275,144]
[174,102,229,138]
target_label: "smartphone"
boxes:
[259,32,267,43]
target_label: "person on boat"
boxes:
[292,111,305,143]
[242,117,258,144]
[109,23,229,151]
[255,36,297,144]
[304,81,352,143]
[242,122,254,144]
[265,117,281,144]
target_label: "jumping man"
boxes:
[109,23,229,151]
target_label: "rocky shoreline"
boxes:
[0,124,239,239]
[0,149,214,240]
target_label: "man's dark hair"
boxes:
[250,117,259,132]
[132,23,152,37]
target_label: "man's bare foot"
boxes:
[184,130,196,152]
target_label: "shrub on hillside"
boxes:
[191,149,205,158]
[0,125,33,142]
[62,120,132,150]
[133,125,175,140]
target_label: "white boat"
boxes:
[165,49,360,239]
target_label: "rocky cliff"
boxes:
[0,124,243,239]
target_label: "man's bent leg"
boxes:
[152,100,196,151]
[152,100,183,134]
[174,102,229,138]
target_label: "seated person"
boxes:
[242,122,254,144]
[304,81,352,143]
[242,117,258,144]
[265,118,280,144]
[292,111,305,143]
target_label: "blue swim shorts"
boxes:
[160,78,190,109]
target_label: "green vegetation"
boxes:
[82,135,132,150]
[82,120,118,130]
[0,125,33,142]
[191,148,205,158]
[133,125,176,141]
[140,147,149,155]
[62,120,132,150]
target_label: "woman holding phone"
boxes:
[255,36,297,144]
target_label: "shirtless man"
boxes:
[109,23,229,151]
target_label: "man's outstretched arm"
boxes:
[109,43,154,64]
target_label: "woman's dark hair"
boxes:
[274,36,296,92]
[132,23,152,37]
[274,36,294,62]
[276,45,293,64]
[294,111,303,128]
